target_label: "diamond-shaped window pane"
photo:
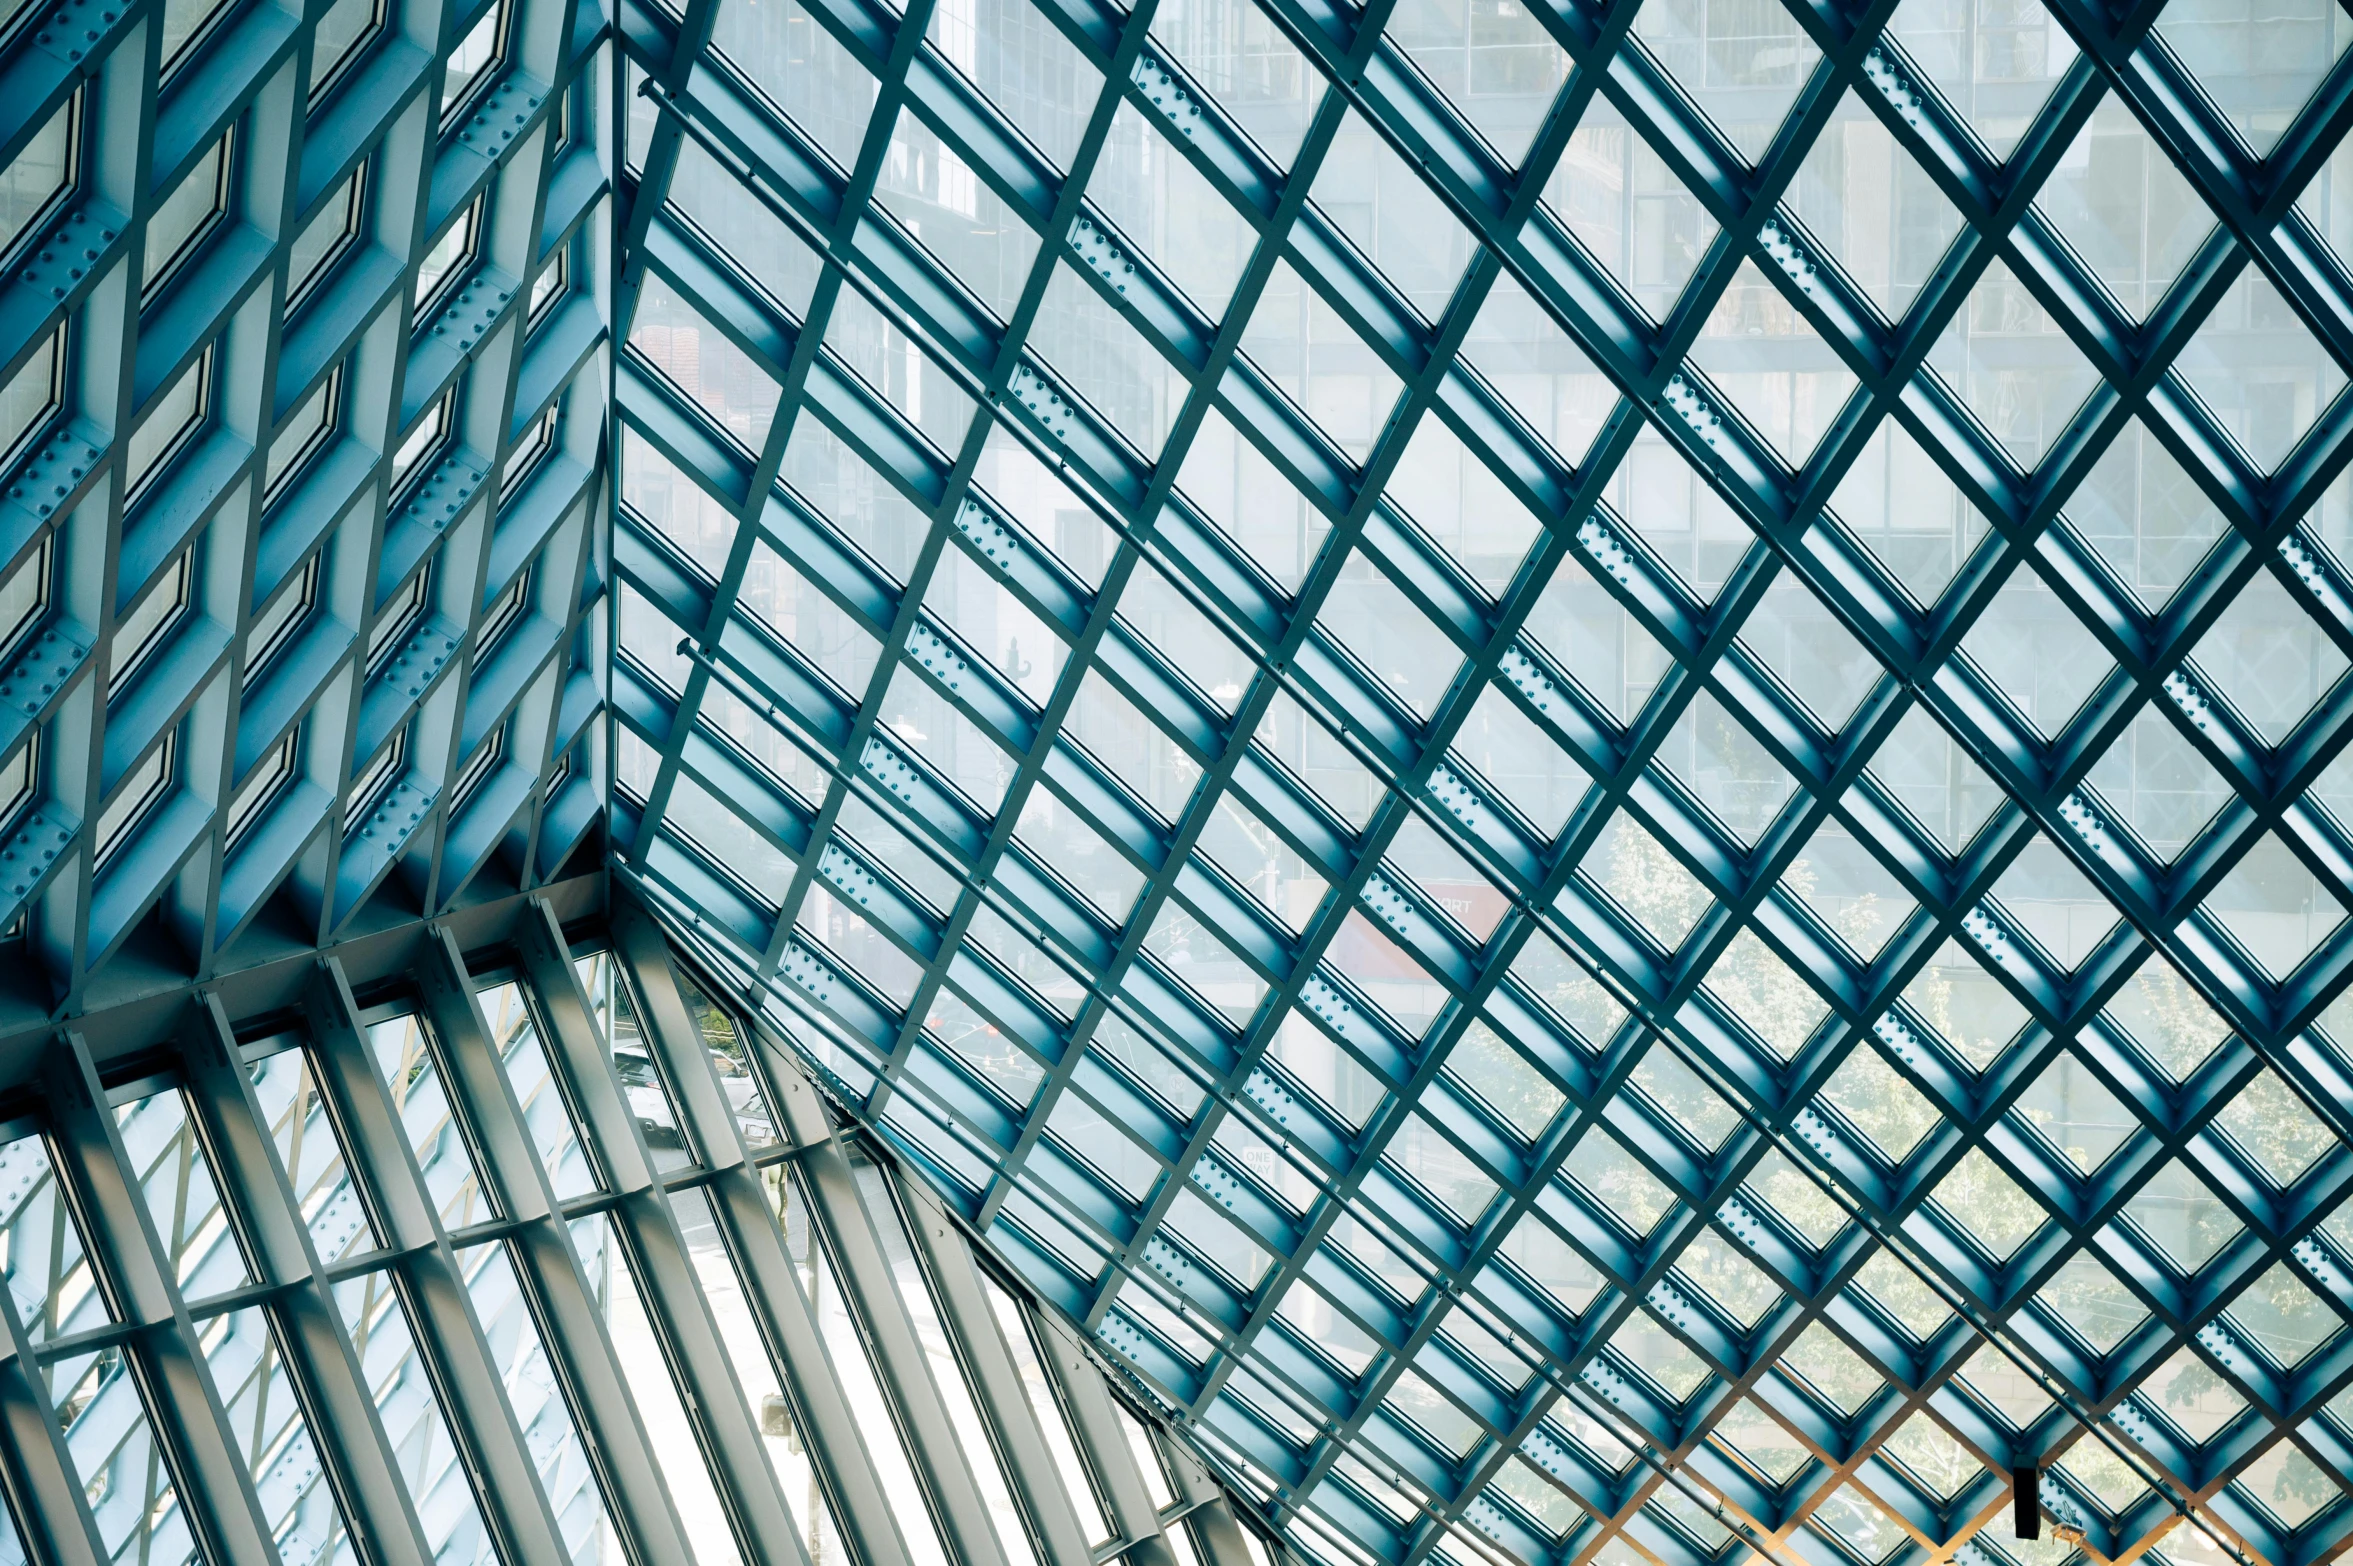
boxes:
[2153,0,2350,156]
[1901,939,2031,1073]
[2172,268,2349,474]
[2189,566,2350,745]
[2103,955,2233,1081]
[1790,816,1919,959]
[2015,1052,2135,1175]
[2083,703,2234,864]
[2200,832,2347,981]
[1545,114,1719,321]
[1685,260,1860,466]
[1788,90,1967,324]
[1311,108,1477,321]
[2226,1261,2340,1369]
[1660,691,1801,844]
[1925,256,2104,467]
[1462,271,1617,468]
[1960,567,2118,739]
[2062,418,2229,610]
[2217,1069,2339,1187]
[2036,97,2220,321]
[1988,833,2121,972]
[1632,0,1823,165]
[1240,258,1405,466]
[1830,416,1995,610]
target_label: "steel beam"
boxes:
[607,891,926,1566]
[175,990,440,1566]
[409,924,700,1566]
[299,958,577,1566]
[512,896,815,1566]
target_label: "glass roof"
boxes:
[608,0,2353,1559]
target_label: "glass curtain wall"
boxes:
[603,0,2353,1557]
[0,901,1265,1566]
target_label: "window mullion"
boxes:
[895,1164,1101,1566]
[513,899,817,1566]
[175,990,442,1566]
[34,1031,284,1566]
[785,1084,1023,1566]
[1031,1294,1188,1566]
[609,895,932,1566]
[410,922,707,1566]
[298,957,577,1566]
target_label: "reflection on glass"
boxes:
[368,1012,493,1228]
[335,1271,499,1562]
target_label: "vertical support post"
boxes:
[37,1031,286,1566]
[774,1064,1017,1566]
[1037,1311,1182,1566]
[178,990,439,1566]
[300,958,575,1566]
[0,1270,108,1566]
[893,1168,1096,1566]
[410,923,700,1565]
[513,898,814,1566]
[1153,1421,1265,1566]
[607,891,920,1566]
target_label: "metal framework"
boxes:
[0,883,1266,1566]
[0,0,612,1005]
[594,0,2353,1561]
[8,0,2353,1553]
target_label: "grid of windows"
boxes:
[603,0,2353,1561]
[0,0,609,1016]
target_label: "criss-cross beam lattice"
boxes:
[604,0,2353,1560]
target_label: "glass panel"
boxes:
[0,327,61,469]
[0,1129,105,1344]
[114,1086,249,1295]
[458,1241,617,1555]
[368,1012,494,1228]
[0,96,72,264]
[143,132,230,300]
[334,1271,499,1562]
[707,0,875,171]
[478,979,598,1198]
[205,1306,353,1558]
[672,1184,847,1553]
[127,350,210,499]
[287,169,363,305]
[413,198,480,319]
[671,967,782,1149]
[852,1158,1040,1566]
[438,0,505,123]
[570,1213,749,1566]
[55,1337,193,1564]
[251,1046,375,1264]
[776,1164,953,1566]
[308,0,382,98]
[158,0,233,71]
[630,274,783,451]
[578,951,694,1169]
